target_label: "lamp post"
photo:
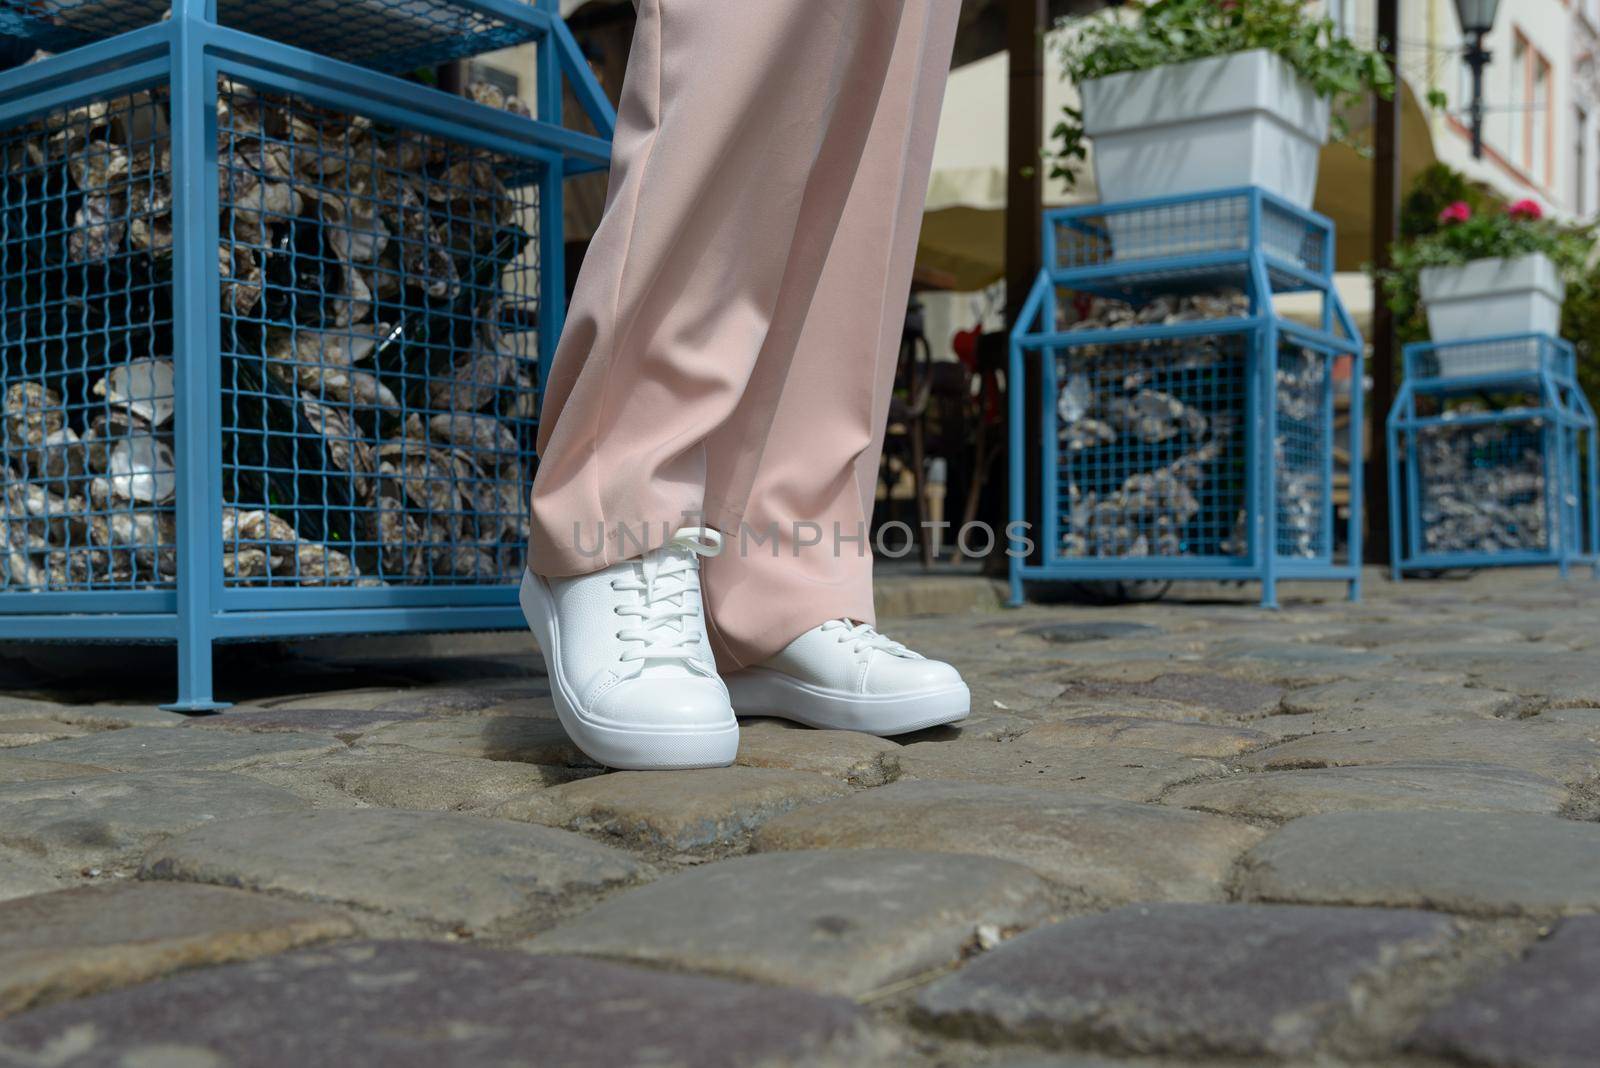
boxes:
[1454,0,1501,159]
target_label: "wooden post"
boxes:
[1366,0,1401,566]
[1002,0,1047,571]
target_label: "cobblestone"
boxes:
[1,567,1597,1063]
[142,809,649,933]
[1238,811,1600,916]
[0,942,884,1066]
[752,781,1262,904]
[0,772,309,869]
[498,766,852,851]
[0,883,354,1017]
[529,849,1053,996]
[1165,762,1571,820]
[1410,917,1600,1068]
[915,903,1456,1057]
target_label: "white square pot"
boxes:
[1419,254,1565,375]
[1079,49,1330,261]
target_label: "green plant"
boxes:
[1379,164,1600,405]
[1049,0,1395,187]
[1380,192,1593,339]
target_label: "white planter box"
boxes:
[1419,254,1565,375]
[1079,49,1330,261]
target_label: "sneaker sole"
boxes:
[723,667,970,736]
[520,570,739,771]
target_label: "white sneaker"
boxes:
[520,526,739,770]
[723,620,969,736]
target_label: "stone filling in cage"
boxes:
[1055,291,1327,561]
[0,77,542,592]
[1417,408,1549,555]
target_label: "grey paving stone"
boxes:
[1413,651,1600,705]
[498,767,852,851]
[1410,916,1600,1068]
[360,713,591,767]
[142,808,649,933]
[1051,673,1286,720]
[1165,762,1570,820]
[0,882,354,1017]
[242,742,593,810]
[0,850,65,903]
[529,849,1053,996]
[0,754,109,784]
[7,727,342,773]
[915,903,1456,1057]
[39,705,191,730]
[896,740,1224,802]
[1238,811,1600,916]
[0,718,91,748]
[734,720,901,785]
[0,773,309,867]
[900,708,1035,744]
[1271,679,1521,733]
[185,706,431,737]
[1239,721,1600,786]
[1206,643,1397,686]
[752,781,1262,904]
[1022,715,1270,757]
[1026,622,1162,644]
[0,941,883,1067]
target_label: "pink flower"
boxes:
[1438,201,1472,224]
[1507,198,1543,221]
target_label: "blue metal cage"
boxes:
[0,0,614,709]
[1387,334,1599,579]
[1008,188,1365,609]
[0,0,554,73]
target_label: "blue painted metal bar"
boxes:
[166,0,227,712]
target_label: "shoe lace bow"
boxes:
[610,527,722,676]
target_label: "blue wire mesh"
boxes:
[0,77,542,592]
[0,0,539,72]
[219,78,538,588]
[1393,336,1597,570]
[1052,297,1252,562]
[0,87,175,590]
[1051,192,1328,300]
[1275,338,1332,560]
[1415,411,1551,556]
[1406,335,1559,381]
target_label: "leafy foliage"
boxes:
[1049,0,1394,187]
[1379,163,1600,403]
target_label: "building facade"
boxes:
[1336,0,1600,220]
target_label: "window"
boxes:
[1577,106,1589,215]
[1328,0,1359,40]
[1531,54,1550,186]
[1508,34,1527,166]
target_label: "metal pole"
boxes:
[1467,30,1488,159]
[1365,0,1401,567]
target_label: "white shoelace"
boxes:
[821,619,917,658]
[610,527,722,677]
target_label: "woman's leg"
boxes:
[700,0,962,670]
[528,0,917,576]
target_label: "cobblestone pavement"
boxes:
[1,567,1598,1066]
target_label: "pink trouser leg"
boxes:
[701,2,961,668]
[528,0,960,667]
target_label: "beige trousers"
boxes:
[529,0,960,669]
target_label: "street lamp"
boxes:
[1454,0,1501,159]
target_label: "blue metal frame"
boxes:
[1387,333,1599,580]
[1008,187,1365,609]
[0,0,614,709]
